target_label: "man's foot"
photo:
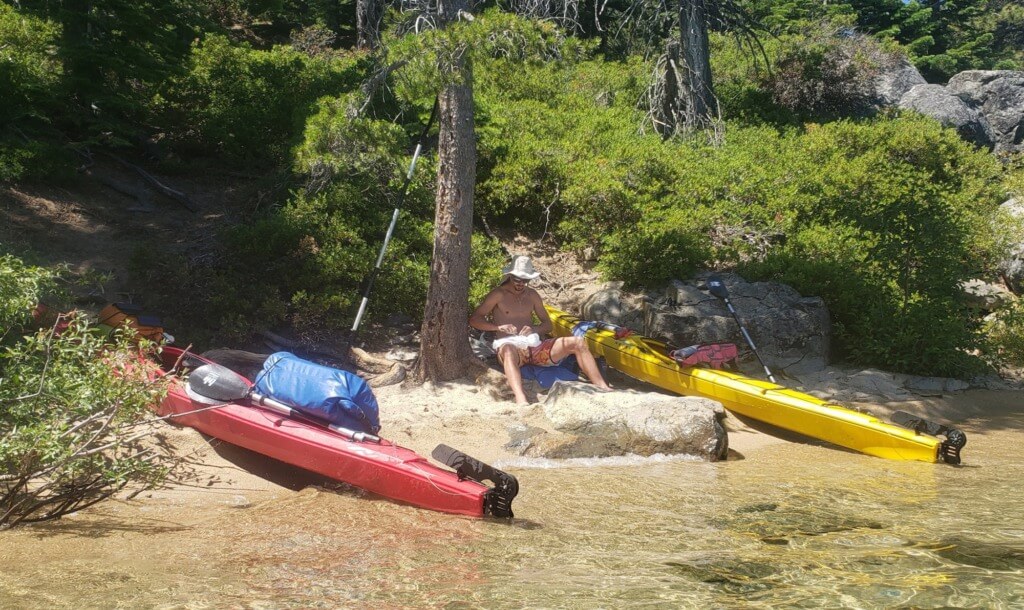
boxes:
[594,384,614,392]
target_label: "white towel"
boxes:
[492,333,542,351]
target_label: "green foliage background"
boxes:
[1,0,1022,375]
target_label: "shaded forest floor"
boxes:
[1,157,268,308]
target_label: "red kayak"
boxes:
[154,347,517,518]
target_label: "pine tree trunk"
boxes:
[356,0,382,50]
[417,1,476,382]
[656,40,684,138]
[678,0,716,130]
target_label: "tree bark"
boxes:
[417,0,477,382]
[356,0,383,50]
[678,0,717,131]
[656,40,684,138]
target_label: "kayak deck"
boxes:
[155,347,517,517]
[546,307,965,464]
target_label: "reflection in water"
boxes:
[1,418,1022,608]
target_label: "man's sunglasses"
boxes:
[510,277,530,284]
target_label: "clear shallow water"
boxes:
[1,413,1022,609]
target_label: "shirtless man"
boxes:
[469,255,612,405]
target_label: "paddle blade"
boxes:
[707,275,729,300]
[187,363,250,402]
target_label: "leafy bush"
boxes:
[984,299,1024,366]
[710,33,800,127]
[739,117,1004,376]
[1,253,171,528]
[476,56,662,246]
[0,254,58,336]
[0,5,62,127]
[598,213,711,287]
[594,126,804,286]
[764,21,900,119]
[161,34,363,165]
[1005,156,1024,200]
[0,5,71,182]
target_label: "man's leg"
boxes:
[498,344,530,405]
[548,337,613,391]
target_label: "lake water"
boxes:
[1,409,1022,609]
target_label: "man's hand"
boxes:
[518,326,534,336]
[497,324,518,335]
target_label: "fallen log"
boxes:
[102,152,197,213]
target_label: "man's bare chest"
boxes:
[494,295,533,320]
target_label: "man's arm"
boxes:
[468,288,505,331]
[530,292,553,337]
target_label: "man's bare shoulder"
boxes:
[477,285,510,307]
[486,285,511,299]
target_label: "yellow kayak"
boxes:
[546,306,965,464]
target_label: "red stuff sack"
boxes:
[669,343,739,370]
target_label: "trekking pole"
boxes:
[706,275,777,384]
[351,97,440,334]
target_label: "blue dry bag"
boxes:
[254,352,381,434]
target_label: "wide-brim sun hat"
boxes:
[502,255,541,280]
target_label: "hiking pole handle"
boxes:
[738,324,776,383]
[354,268,382,331]
[724,298,777,384]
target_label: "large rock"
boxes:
[960,279,1017,311]
[522,382,728,461]
[872,58,926,107]
[579,282,646,330]
[947,71,1024,154]
[899,84,995,149]
[998,198,1024,294]
[646,273,831,375]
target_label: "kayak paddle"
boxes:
[706,275,778,383]
[186,363,382,443]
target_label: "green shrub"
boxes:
[739,117,1004,376]
[161,34,362,165]
[1005,156,1024,200]
[984,299,1024,366]
[476,56,663,245]
[0,253,58,336]
[0,5,71,182]
[598,214,711,287]
[0,5,62,127]
[1,253,171,527]
[710,33,799,126]
[764,21,900,119]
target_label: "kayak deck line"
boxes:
[154,347,519,517]
[546,306,966,464]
